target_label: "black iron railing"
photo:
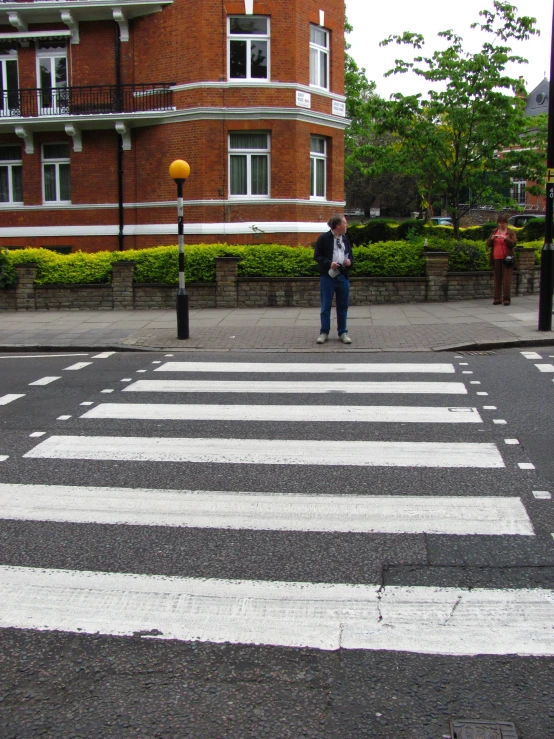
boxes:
[0,83,174,117]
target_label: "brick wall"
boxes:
[6,259,541,311]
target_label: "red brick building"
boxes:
[0,0,347,252]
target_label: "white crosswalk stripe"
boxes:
[2,357,549,657]
[124,379,468,394]
[24,436,505,467]
[82,403,483,423]
[0,484,533,536]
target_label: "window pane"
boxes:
[250,40,267,79]
[6,59,18,110]
[251,155,268,195]
[310,136,325,154]
[43,163,56,201]
[39,58,52,108]
[310,26,327,47]
[59,163,70,200]
[230,133,268,150]
[230,17,267,34]
[0,145,21,161]
[43,143,70,159]
[319,51,328,88]
[316,158,325,197]
[0,166,8,202]
[309,48,318,86]
[230,40,247,79]
[310,157,315,197]
[12,165,22,201]
[230,155,247,195]
[55,57,67,87]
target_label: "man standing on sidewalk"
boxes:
[314,214,353,344]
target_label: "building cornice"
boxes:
[171,81,346,103]
[0,221,330,237]
[0,198,346,212]
[0,106,350,134]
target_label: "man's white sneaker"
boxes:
[316,333,328,344]
[340,334,352,344]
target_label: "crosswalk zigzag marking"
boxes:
[0,484,534,536]
[1,566,553,656]
[23,436,505,468]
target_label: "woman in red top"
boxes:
[487,213,517,305]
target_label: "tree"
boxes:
[366,1,546,236]
[344,17,419,216]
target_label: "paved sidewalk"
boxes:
[0,295,553,352]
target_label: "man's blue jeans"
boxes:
[320,273,350,336]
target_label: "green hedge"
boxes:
[2,238,543,287]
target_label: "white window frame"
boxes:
[36,45,68,115]
[0,50,19,117]
[0,145,22,204]
[310,136,327,200]
[228,132,271,199]
[227,16,270,82]
[309,25,329,91]
[42,143,71,204]
[511,179,526,206]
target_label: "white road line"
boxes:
[28,377,61,386]
[1,566,552,655]
[0,455,8,462]
[92,352,116,359]
[63,362,93,371]
[24,436,505,468]
[29,432,46,438]
[0,394,25,406]
[155,362,456,374]
[0,484,533,536]
[521,352,542,359]
[56,415,71,421]
[519,463,536,470]
[82,404,483,424]
[504,439,519,445]
[532,491,551,500]
[0,354,89,360]
[535,364,554,373]
[124,380,468,395]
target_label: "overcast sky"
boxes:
[345,0,552,99]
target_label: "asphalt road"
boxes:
[0,348,553,738]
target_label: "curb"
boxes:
[0,337,553,353]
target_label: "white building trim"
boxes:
[171,80,346,103]
[0,198,346,212]
[0,221,329,238]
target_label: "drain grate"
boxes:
[459,351,497,356]
[450,719,518,738]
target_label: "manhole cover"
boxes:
[450,719,518,739]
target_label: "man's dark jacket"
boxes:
[314,230,353,278]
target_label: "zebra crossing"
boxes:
[1,356,554,657]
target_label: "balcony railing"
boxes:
[0,83,174,118]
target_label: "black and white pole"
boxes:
[169,159,191,339]
[538,2,554,331]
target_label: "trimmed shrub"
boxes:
[519,218,546,243]
[347,219,400,245]
[0,248,17,288]
[351,241,426,277]
[459,223,498,241]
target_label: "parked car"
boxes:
[429,217,454,227]
[508,214,545,228]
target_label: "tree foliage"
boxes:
[351,1,546,235]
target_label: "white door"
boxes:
[37,52,68,115]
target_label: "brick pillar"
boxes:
[15,263,37,310]
[515,248,536,296]
[215,257,240,308]
[424,252,449,302]
[112,261,135,309]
